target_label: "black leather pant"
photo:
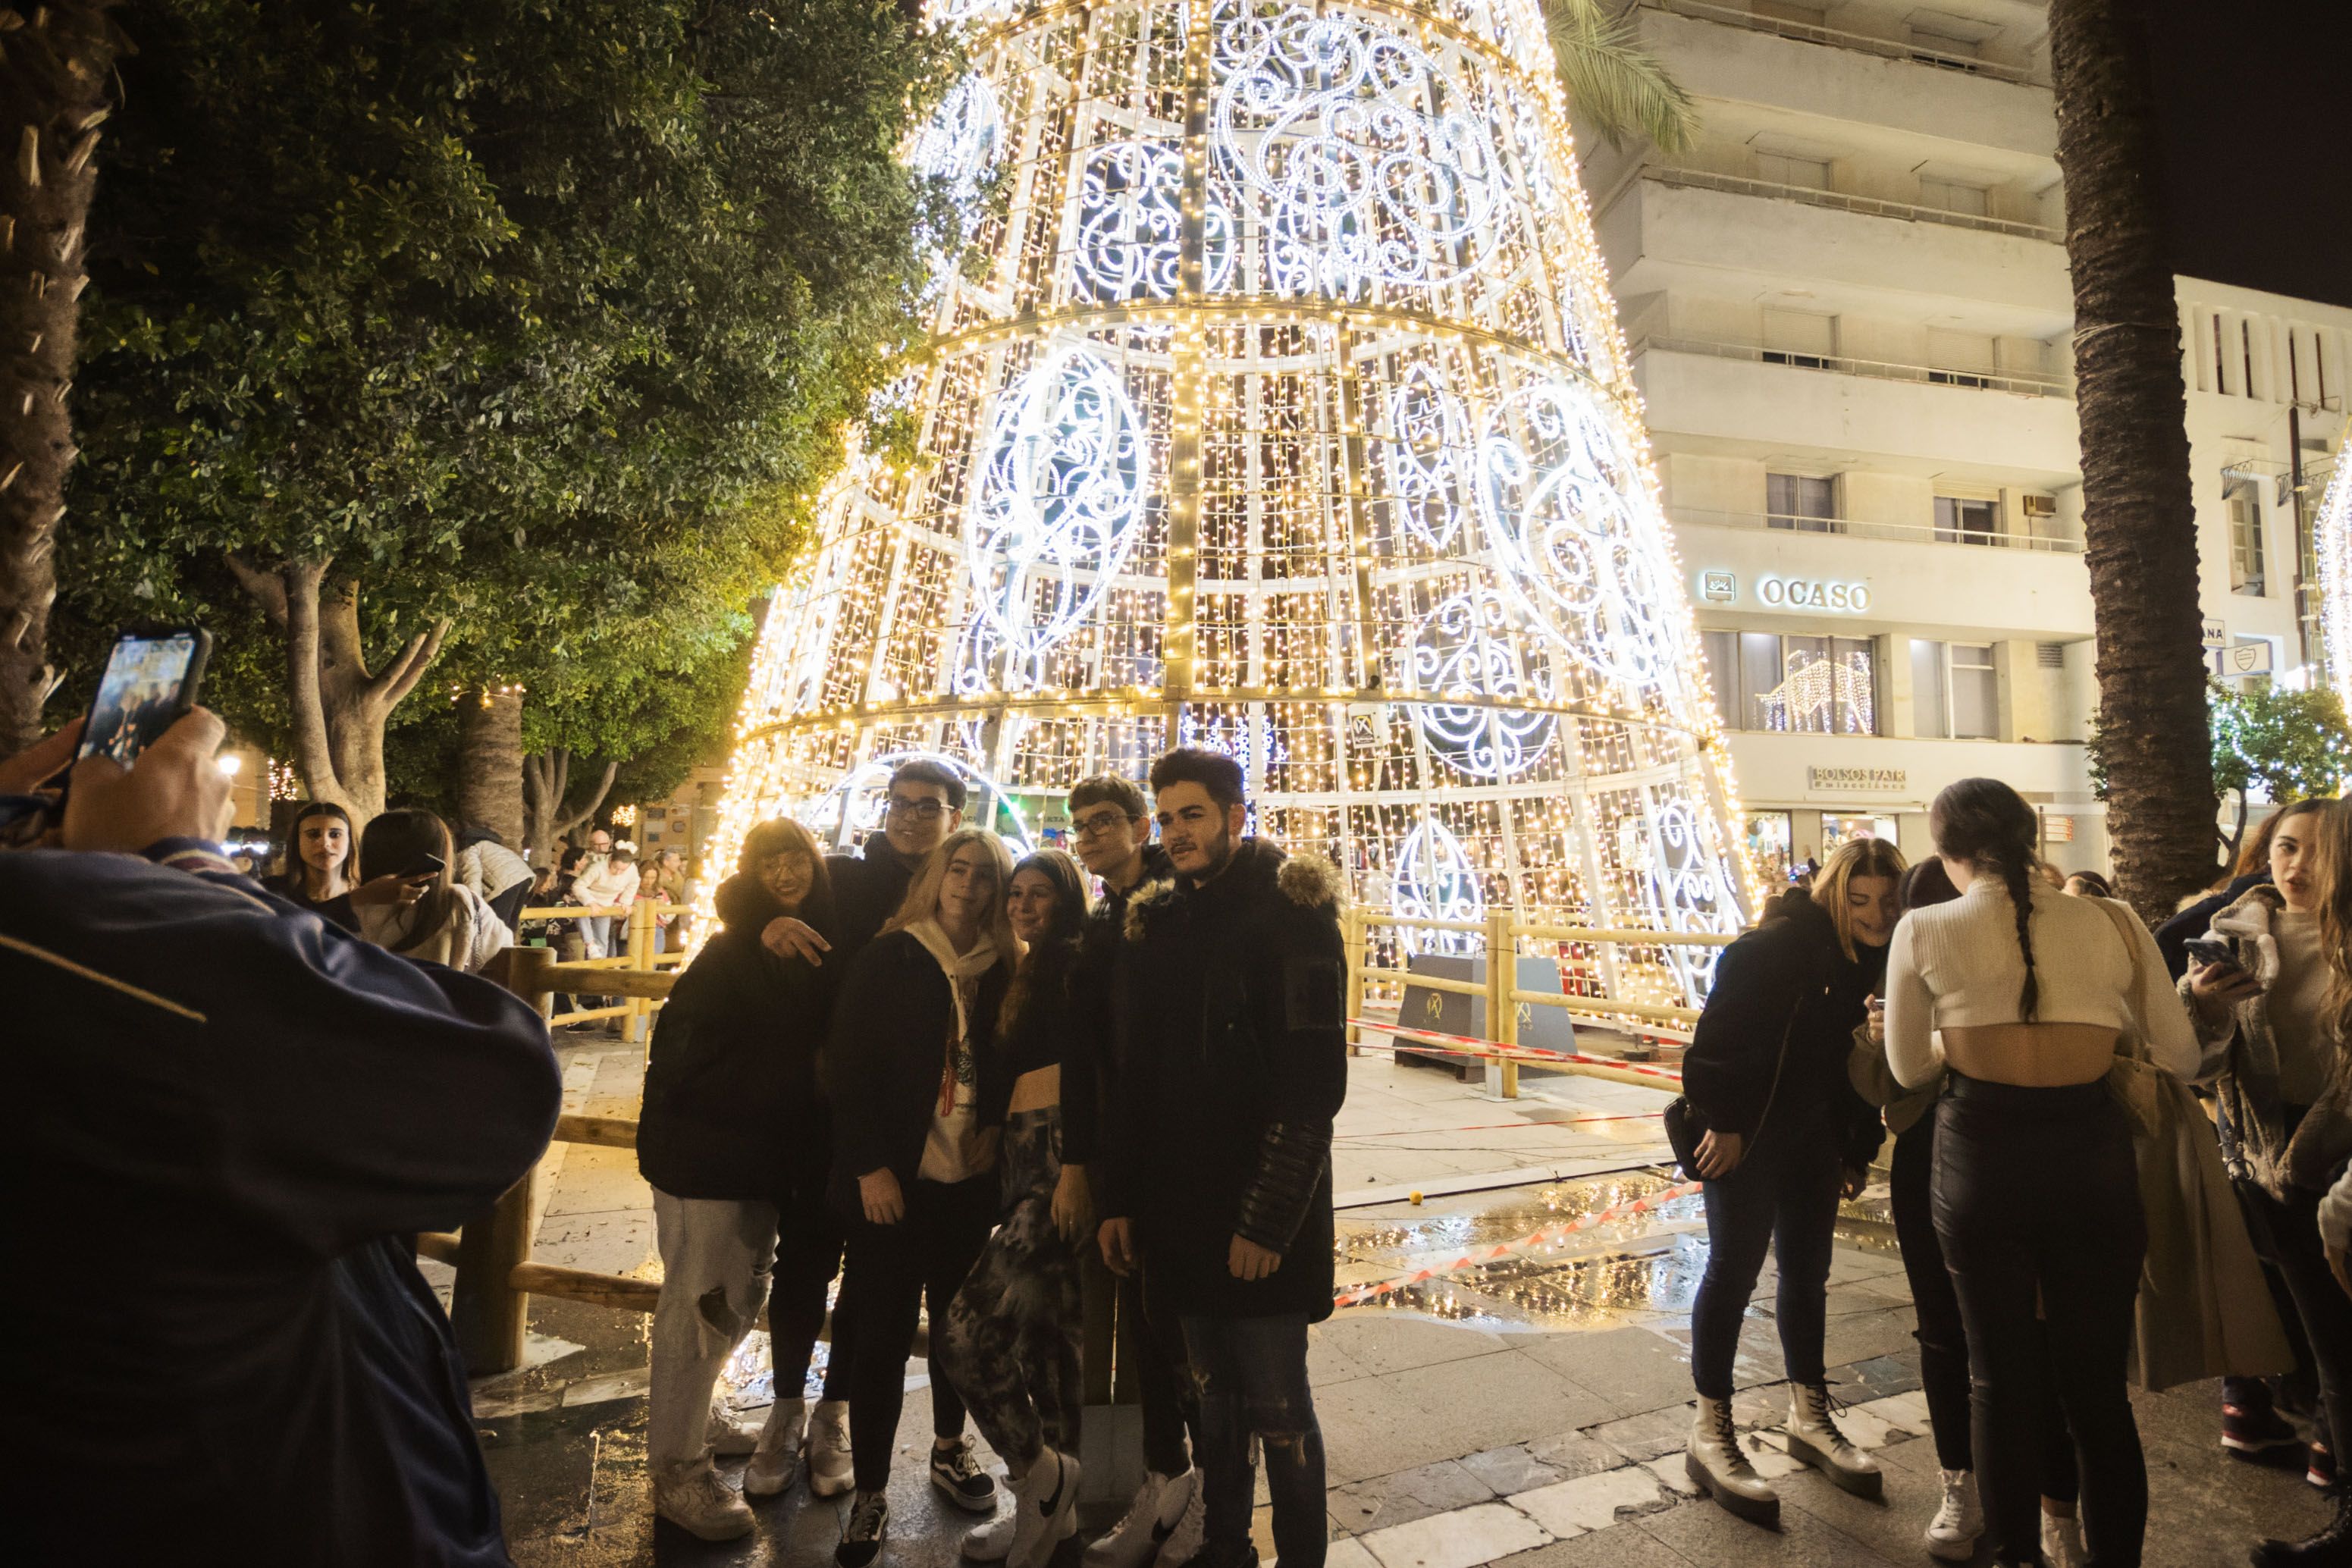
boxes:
[1934,1073,2146,1567]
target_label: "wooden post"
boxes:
[450,940,557,1372]
[1485,910,1518,1099]
[1342,905,1366,1053]
[624,898,657,1045]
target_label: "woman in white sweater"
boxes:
[1885,779,2197,1568]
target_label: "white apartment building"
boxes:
[1576,0,2352,881]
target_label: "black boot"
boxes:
[2253,1488,2352,1566]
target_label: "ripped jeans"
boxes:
[1181,1313,1325,1568]
[649,1190,777,1470]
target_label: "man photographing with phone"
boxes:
[1,709,561,1565]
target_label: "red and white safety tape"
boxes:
[1333,1178,1704,1308]
[1351,1018,1686,1083]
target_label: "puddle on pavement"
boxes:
[1334,1165,1900,1332]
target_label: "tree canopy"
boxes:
[55,0,955,818]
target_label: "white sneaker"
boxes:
[745,1397,808,1497]
[2043,1510,2087,1568]
[963,1504,1020,1562]
[654,1457,755,1541]
[708,1403,762,1457]
[1150,1472,1206,1568]
[1924,1469,1983,1560]
[1087,1470,1191,1568]
[1008,1450,1082,1568]
[807,1399,855,1497]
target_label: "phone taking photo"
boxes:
[78,627,212,770]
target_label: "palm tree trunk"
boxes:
[2049,0,2214,923]
[456,686,526,848]
[0,2,120,751]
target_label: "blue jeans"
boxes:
[1181,1314,1324,1568]
[1689,1110,1843,1400]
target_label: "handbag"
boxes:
[1666,955,1812,1181]
[2090,898,2293,1391]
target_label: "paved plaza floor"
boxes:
[464,1040,2324,1567]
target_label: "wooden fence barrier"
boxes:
[1349,908,1739,1098]
[515,898,686,1039]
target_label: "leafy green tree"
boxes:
[2210,679,2352,858]
[61,0,953,820]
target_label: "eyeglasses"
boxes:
[1072,810,1132,839]
[886,796,949,821]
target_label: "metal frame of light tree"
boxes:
[711,0,1761,1012]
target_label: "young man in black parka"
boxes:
[1099,746,1347,1568]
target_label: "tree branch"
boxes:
[375,616,453,708]
[554,760,619,839]
[225,552,292,626]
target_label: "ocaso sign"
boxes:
[1758,575,1871,613]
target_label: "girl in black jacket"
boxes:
[1680,836,1904,1526]
[824,827,1018,1566]
[936,849,1096,1567]
[638,818,841,1541]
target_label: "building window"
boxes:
[1927,328,1996,388]
[1756,152,1831,191]
[1703,629,1877,735]
[1935,495,1999,544]
[1921,177,1990,217]
[1767,472,1838,532]
[1911,640,2000,739]
[1762,307,1836,369]
[2212,313,2231,394]
[1745,811,1795,889]
[1909,26,1983,71]
[1823,814,1901,852]
[2227,478,2267,595]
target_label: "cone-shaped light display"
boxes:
[714,0,1758,1005]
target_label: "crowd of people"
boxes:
[636,749,1347,1568]
[1682,776,2352,1568]
[11,704,2349,1568]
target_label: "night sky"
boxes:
[2143,0,2352,309]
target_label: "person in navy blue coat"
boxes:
[2,712,560,1566]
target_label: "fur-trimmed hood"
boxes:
[1124,836,1342,943]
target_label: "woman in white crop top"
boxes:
[1882,779,2194,1568]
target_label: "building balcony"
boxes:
[1597,170,2071,322]
[1635,1,2056,159]
[1639,0,2048,88]
[1632,336,2081,475]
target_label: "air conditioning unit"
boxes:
[2022,494,2057,517]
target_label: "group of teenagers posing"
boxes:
[1680,777,2352,1568]
[636,747,1349,1568]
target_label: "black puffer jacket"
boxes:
[1682,888,1885,1172]
[823,928,1014,1212]
[637,873,839,1199]
[826,837,923,961]
[1109,838,1348,1321]
[1063,843,1174,1165]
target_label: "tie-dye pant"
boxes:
[936,1105,1083,1469]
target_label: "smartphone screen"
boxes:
[78,630,208,767]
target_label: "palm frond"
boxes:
[1548,2,1699,155]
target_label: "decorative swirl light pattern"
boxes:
[1408,588,1556,778]
[910,73,1001,226]
[1212,2,1506,298]
[1394,815,1485,955]
[1475,378,1684,698]
[1635,796,1740,992]
[1383,364,1472,551]
[1071,142,1236,302]
[962,343,1149,693]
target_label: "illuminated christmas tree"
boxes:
[2319,423,2352,708]
[715,0,1757,1005]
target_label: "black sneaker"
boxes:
[2226,1400,2305,1455]
[930,1436,999,1513]
[2312,1442,2338,1491]
[836,1490,889,1568]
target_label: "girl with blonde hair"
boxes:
[824,827,1021,1565]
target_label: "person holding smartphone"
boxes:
[2185,798,2352,1567]
[356,809,515,975]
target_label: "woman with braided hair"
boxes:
[1886,779,2200,1568]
